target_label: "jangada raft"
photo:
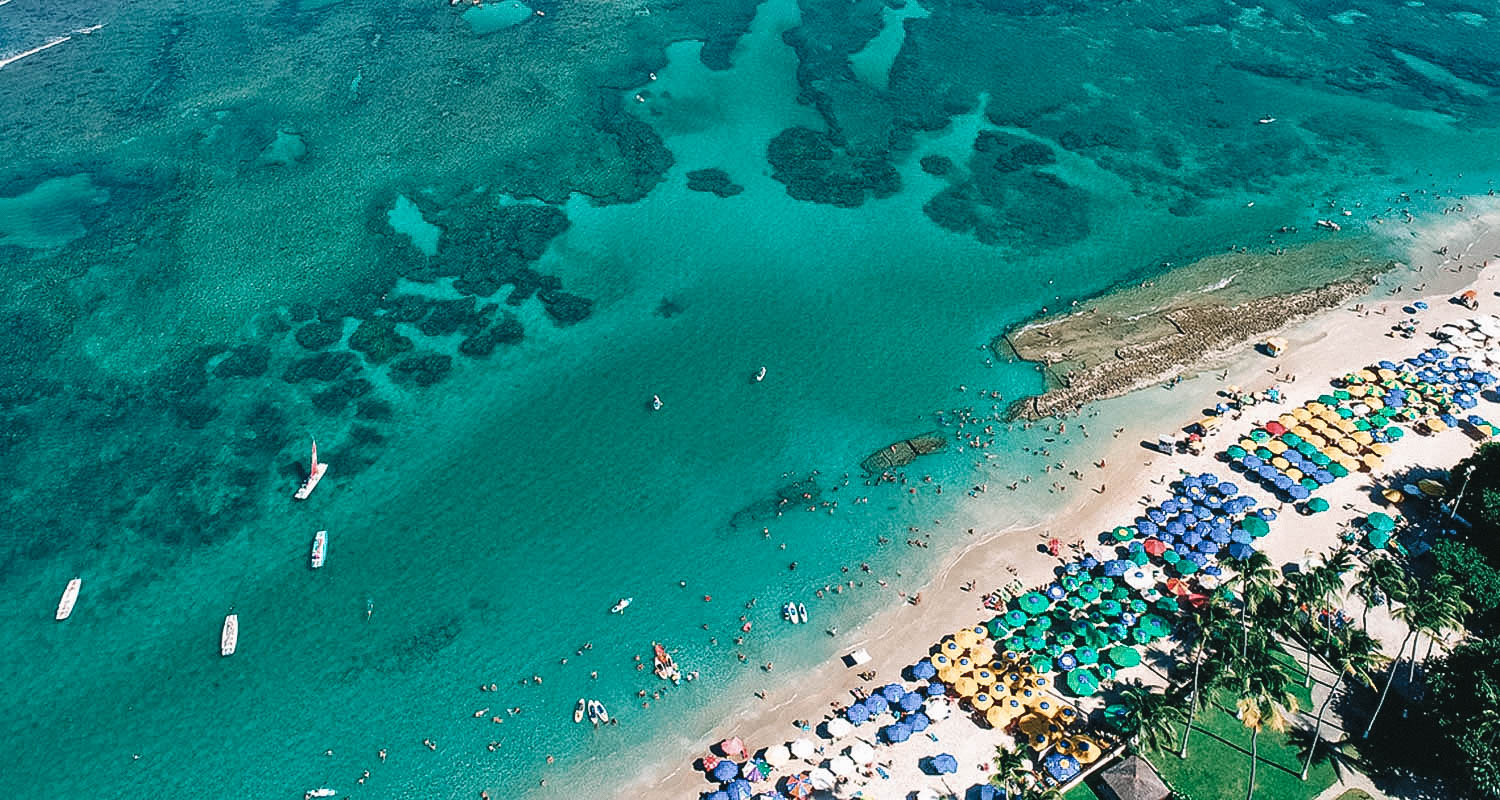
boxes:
[860,432,947,473]
[294,440,328,501]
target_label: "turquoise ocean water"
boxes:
[3,0,1500,797]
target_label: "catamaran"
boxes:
[652,642,681,684]
[221,613,238,656]
[310,530,327,569]
[56,577,81,621]
[293,440,328,500]
[586,699,609,726]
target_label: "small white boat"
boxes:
[610,597,633,614]
[797,602,808,624]
[56,577,81,621]
[1316,219,1342,232]
[586,699,609,725]
[1257,116,1276,124]
[783,602,799,624]
[293,440,329,501]
[221,613,238,656]
[310,530,327,569]
[753,366,766,382]
[304,790,337,800]
[573,698,586,723]
[651,395,663,411]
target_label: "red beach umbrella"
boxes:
[1142,538,1167,557]
[1265,421,1288,436]
[702,753,721,772]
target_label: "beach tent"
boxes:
[930,753,959,774]
[1043,752,1083,783]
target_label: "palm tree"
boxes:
[1363,598,1417,739]
[991,745,1029,796]
[1114,681,1186,753]
[1227,550,1281,658]
[1236,655,1300,800]
[1405,574,1471,685]
[1301,627,1383,780]
[1179,592,1234,758]
[1289,729,1362,785]
[1350,552,1408,629]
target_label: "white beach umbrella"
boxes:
[924,696,952,721]
[846,741,876,764]
[827,755,856,776]
[824,717,854,739]
[1123,568,1154,591]
[915,788,942,800]
[761,743,791,766]
[789,737,817,760]
[808,767,837,790]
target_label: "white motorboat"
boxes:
[221,613,239,656]
[783,602,799,624]
[651,395,663,411]
[56,577,81,621]
[293,440,329,501]
[310,530,327,569]
[1257,116,1276,124]
[753,366,766,382]
[610,597,633,614]
[304,790,336,799]
[573,698,586,723]
[797,602,808,624]
[586,699,609,725]
[1316,219,1342,232]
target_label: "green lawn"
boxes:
[1138,647,1338,800]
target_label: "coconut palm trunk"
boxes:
[1246,726,1260,800]
[1302,675,1340,780]
[1178,638,1205,758]
[1363,629,1412,739]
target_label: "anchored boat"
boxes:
[293,440,328,501]
[56,577,81,621]
[573,698,586,723]
[586,699,609,725]
[310,530,327,569]
[610,597,633,614]
[220,613,238,657]
[652,642,682,684]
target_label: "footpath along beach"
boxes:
[630,203,1500,800]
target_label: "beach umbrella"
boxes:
[911,659,937,681]
[925,682,946,697]
[1056,653,1077,671]
[952,677,978,698]
[843,702,869,724]
[1045,583,1067,601]
[760,744,790,768]
[721,737,748,760]
[706,792,730,800]
[881,684,905,704]
[907,711,930,732]
[826,755,855,777]
[1107,645,1141,667]
[781,774,811,799]
[882,722,911,743]
[1075,646,1099,666]
[727,780,753,800]
[1306,497,1329,513]
[1029,654,1054,673]
[1369,529,1391,550]
[1240,515,1270,537]
[743,761,766,782]
[1004,609,1030,629]
[973,785,1000,800]
[931,753,958,774]
[925,696,952,720]
[825,717,854,739]
[899,692,923,713]
[714,760,740,781]
[1142,538,1167,557]
[806,769,835,792]
[1367,512,1395,531]
[1065,668,1100,696]
[789,738,816,760]
[846,741,875,764]
[1017,592,1049,614]
[1227,542,1254,560]
[864,694,889,715]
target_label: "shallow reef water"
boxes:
[3,0,1500,797]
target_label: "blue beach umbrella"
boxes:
[864,694,889,715]
[925,682,945,697]
[845,702,870,724]
[899,692,923,712]
[911,659,936,680]
[714,760,740,781]
[931,753,958,774]
[1227,542,1254,560]
[727,780,753,800]
[908,711,930,732]
[883,722,911,743]
[706,792,730,800]
[881,684,905,704]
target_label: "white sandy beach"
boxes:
[627,203,1500,800]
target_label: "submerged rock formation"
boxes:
[860,432,948,473]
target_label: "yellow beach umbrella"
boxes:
[1307,402,1328,414]
[1278,414,1300,428]
[1338,438,1360,454]
[1377,368,1396,381]
[1072,736,1103,764]
[974,669,996,686]
[1239,438,1258,451]
[932,653,951,668]
[1362,454,1384,471]
[941,639,961,657]
[956,656,973,672]
[1305,434,1327,448]
[937,666,962,684]
[1371,442,1393,456]
[1366,397,1385,410]
[1271,456,1290,470]
[1284,467,1304,482]
[1265,439,1288,454]
[1336,419,1358,434]
[1291,407,1313,421]
[970,624,990,641]
[969,642,997,664]
[953,629,978,650]
[1055,705,1079,725]
[953,676,979,698]
[1348,385,1368,398]
[1003,671,1024,688]
[1383,488,1404,503]
[1030,675,1051,692]
[971,692,995,711]
[1017,713,1055,738]
[1352,430,1374,446]
[1339,458,1360,473]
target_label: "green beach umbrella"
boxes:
[1111,587,1131,601]
[1140,614,1171,637]
[1092,576,1116,592]
[1062,575,1083,591]
[1155,597,1179,613]
[1026,616,1052,634]
[1128,599,1148,614]
[1054,631,1076,648]
[1251,429,1270,442]
[1017,592,1049,614]
[1355,419,1371,431]
[1311,452,1331,467]
[1328,462,1350,478]
[1226,445,1247,459]
[1030,655,1054,673]
[1007,636,1027,652]
[1368,529,1391,550]
[1386,426,1405,440]
[1175,559,1199,575]
[1075,647,1099,666]
[986,617,1008,638]
[1107,646,1142,668]
[1163,550,1181,564]
[1367,512,1395,531]
[1129,550,1150,566]
[1306,497,1330,513]
[1112,526,1135,542]
[1078,584,1101,602]
[1240,516,1270,538]
[1098,599,1123,617]
[1099,663,1118,680]
[1318,394,1340,406]
[1255,447,1275,460]
[1065,668,1100,696]
[1334,389,1351,401]
[1005,610,1029,628]
[1300,478,1320,491]
[1066,595,1086,610]
[1046,643,1065,657]
[1025,636,1047,651]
